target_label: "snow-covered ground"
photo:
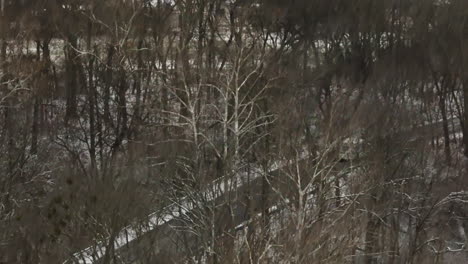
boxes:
[66,151,310,264]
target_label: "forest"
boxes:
[1,0,468,263]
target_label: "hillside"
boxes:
[1,1,468,263]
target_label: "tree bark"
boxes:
[438,84,452,165]
[65,35,78,124]
[463,80,468,157]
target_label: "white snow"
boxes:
[66,151,310,263]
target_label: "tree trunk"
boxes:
[463,80,468,157]
[30,98,39,155]
[65,35,78,124]
[104,44,114,124]
[88,54,97,174]
[439,89,452,165]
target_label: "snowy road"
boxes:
[65,156,299,264]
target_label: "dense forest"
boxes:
[1,0,468,263]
